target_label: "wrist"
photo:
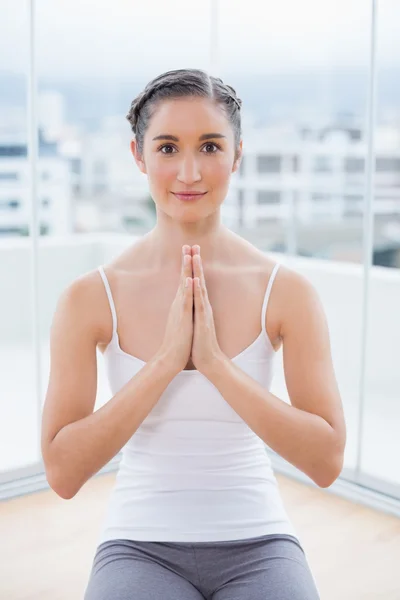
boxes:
[152,351,181,378]
[199,352,230,378]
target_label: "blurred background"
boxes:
[0,1,399,596]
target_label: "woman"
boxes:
[41,68,346,599]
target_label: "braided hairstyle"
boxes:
[126,68,242,162]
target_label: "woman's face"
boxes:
[131,97,242,222]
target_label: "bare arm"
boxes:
[202,268,346,488]
[41,274,176,500]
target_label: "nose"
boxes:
[177,154,202,185]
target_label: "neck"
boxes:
[145,215,231,270]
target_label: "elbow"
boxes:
[314,452,344,489]
[45,463,78,500]
[54,484,77,501]
[315,473,339,489]
[314,425,346,489]
[50,477,78,500]
[42,437,79,500]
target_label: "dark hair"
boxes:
[126,68,242,161]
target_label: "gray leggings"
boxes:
[84,534,320,599]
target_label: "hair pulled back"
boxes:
[126,68,242,161]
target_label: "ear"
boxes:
[232,139,243,173]
[130,139,147,174]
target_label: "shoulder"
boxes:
[55,268,110,343]
[58,269,101,308]
[272,263,327,341]
[231,234,329,350]
[252,249,322,341]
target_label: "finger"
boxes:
[193,276,204,312]
[185,253,193,279]
[183,276,193,311]
[185,276,193,293]
[182,255,192,292]
[181,251,190,298]
[182,245,191,271]
[192,254,207,299]
[192,252,201,282]
[182,246,191,272]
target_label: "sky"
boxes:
[1,0,399,80]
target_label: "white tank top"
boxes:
[96,262,298,543]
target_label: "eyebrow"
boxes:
[152,133,227,142]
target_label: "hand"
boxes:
[157,245,194,374]
[190,245,225,375]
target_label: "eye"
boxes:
[202,142,221,154]
[158,144,176,154]
[157,142,222,155]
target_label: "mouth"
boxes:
[173,192,207,202]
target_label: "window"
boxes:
[0,172,19,180]
[257,155,281,174]
[344,157,365,173]
[376,157,400,172]
[312,193,332,201]
[257,190,281,204]
[314,155,332,172]
[0,199,20,210]
[0,145,27,157]
[70,157,81,175]
[345,194,363,203]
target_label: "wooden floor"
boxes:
[1,472,400,600]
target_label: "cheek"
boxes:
[203,157,233,182]
[211,161,233,187]
[147,159,175,183]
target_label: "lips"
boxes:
[173,192,207,201]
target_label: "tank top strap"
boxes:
[261,263,281,335]
[97,265,118,336]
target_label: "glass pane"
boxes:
[35,1,212,424]
[219,0,371,476]
[0,2,39,473]
[360,0,400,497]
